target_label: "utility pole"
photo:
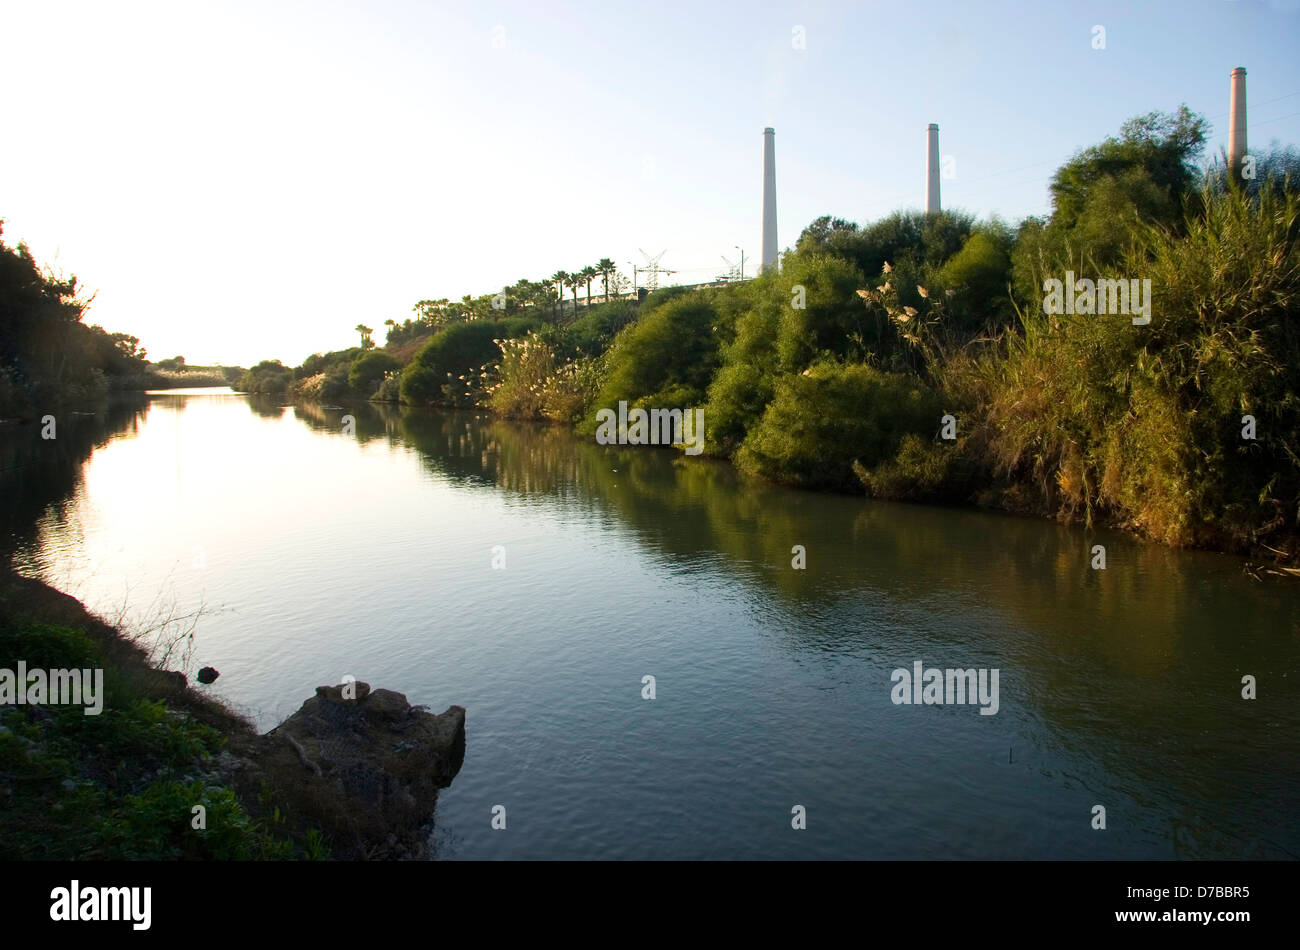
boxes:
[735,245,745,280]
[627,262,638,297]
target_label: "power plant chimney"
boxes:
[1228,67,1247,183]
[926,123,941,214]
[761,127,778,273]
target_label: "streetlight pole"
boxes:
[735,246,745,280]
[628,262,638,297]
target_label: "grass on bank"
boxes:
[0,573,326,860]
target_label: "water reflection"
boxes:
[5,395,1297,858]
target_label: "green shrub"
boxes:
[348,351,399,396]
[401,318,537,406]
[704,359,775,453]
[957,181,1300,549]
[773,253,869,370]
[372,370,402,403]
[737,362,943,490]
[488,333,555,419]
[935,225,1015,333]
[295,367,351,403]
[297,348,362,381]
[586,294,720,429]
[234,360,293,394]
[559,300,637,359]
[854,432,972,501]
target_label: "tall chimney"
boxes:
[926,123,941,214]
[1228,67,1247,183]
[761,127,778,273]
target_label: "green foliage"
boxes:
[796,209,975,288]
[935,224,1015,333]
[1049,106,1206,229]
[586,294,720,427]
[234,360,293,394]
[0,611,322,860]
[854,432,970,501]
[487,332,604,423]
[705,359,776,453]
[774,254,870,369]
[954,181,1300,549]
[384,317,434,348]
[487,332,556,419]
[295,366,351,403]
[1012,107,1207,311]
[639,284,695,314]
[372,370,402,403]
[736,362,943,490]
[401,317,537,406]
[702,278,780,450]
[0,222,145,414]
[348,351,399,396]
[555,299,637,359]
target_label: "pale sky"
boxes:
[2,0,1298,366]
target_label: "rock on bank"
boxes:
[222,682,466,860]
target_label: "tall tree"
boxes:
[597,258,617,301]
[566,272,582,317]
[551,270,570,317]
[355,324,374,349]
[579,265,598,308]
[1048,105,1206,229]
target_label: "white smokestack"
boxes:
[926,123,941,214]
[761,127,778,273]
[1228,67,1247,183]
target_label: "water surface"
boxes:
[3,390,1297,859]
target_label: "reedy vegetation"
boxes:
[229,108,1300,556]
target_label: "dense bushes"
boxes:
[0,613,305,859]
[348,351,399,396]
[586,294,722,426]
[401,317,537,406]
[555,299,636,359]
[0,222,148,416]
[213,103,1299,557]
[235,360,293,394]
[953,183,1300,548]
[486,332,603,423]
[736,362,943,490]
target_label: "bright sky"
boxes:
[2,0,1298,366]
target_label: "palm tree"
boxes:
[579,266,598,309]
[565,272,583,318]
[355,324,373,349]
[513,278,532,310]
[597,258,616,301]
[551,271,569,317]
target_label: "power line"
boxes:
[1206,89,1300,121]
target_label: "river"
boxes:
[2,388,1297,859]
